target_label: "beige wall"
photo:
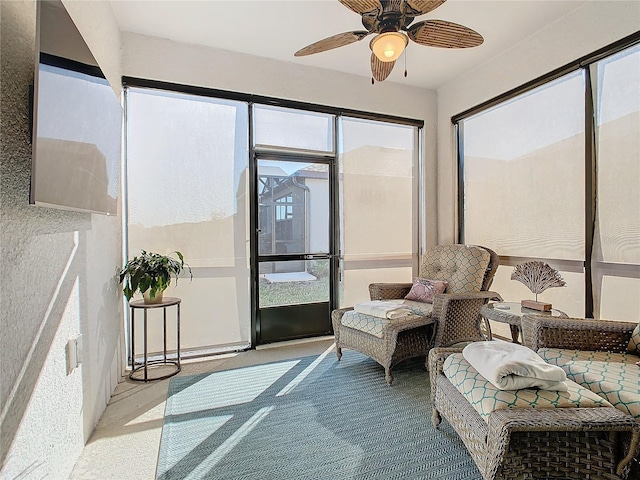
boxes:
[0,0,123,477]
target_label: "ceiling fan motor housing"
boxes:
[365,9,415,34]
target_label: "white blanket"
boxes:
[462,340,568,391]
[354,300,413,320]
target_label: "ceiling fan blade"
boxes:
[403,0,447,16]
[408,19,483,48]
[339,0,382,15]
[294,31,371,57]
[371,53,396,82]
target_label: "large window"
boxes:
[253,104,334,153]
[592,44,640,320]
[461,72,586,317]
[125,83,423,351]
[458,41,640,321]
[126,88,251,355]
[338,118,419,307]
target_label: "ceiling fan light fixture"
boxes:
[371,32,408,62]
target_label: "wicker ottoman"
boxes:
[332,306,435,385]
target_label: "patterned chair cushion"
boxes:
[404,278,448,303]
[401,300,434,316]
[443,353,612,423]
[538,348,640,419]
[341,301,433,338]
[340,309,421,338]
[419,245,490,294]
[627,322,640,355]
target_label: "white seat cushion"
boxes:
[341,308,422,338]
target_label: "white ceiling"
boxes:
[108,0,586,90]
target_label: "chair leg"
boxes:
[385,368,393,386]
[509,325,521,343]
[336,346,342,361]
[432,408,441,429]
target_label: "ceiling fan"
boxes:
[294,0,484,83]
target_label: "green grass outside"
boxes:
[259,276,330,307]
[259,260,331,307]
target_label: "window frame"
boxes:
[455,31,640,318]
[123,78,424,347]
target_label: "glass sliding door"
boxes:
[591,44,640,320]
[338,118,420,308]
[126,88,251,359]
[253,105,336,343]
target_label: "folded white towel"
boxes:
[354,300,413,320]
[462,340,568,391]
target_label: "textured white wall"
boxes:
[436,1,640,244]
[122,32,439,247]
[0,1,123,477]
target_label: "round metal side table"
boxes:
[129,297,181,382]
[481,301,568,344]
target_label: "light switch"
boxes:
[66,334,82,374]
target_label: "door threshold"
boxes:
[255,335,335,350]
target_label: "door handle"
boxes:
[304,254,330,260]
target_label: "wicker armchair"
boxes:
[332,244,501,385]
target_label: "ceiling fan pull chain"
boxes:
[404,50,408,78]
[371,77,375,85]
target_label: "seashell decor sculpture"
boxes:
[511,261,566,310]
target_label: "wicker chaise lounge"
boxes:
[428,347,640,480]
[332,244,500,384]
[522,314,640,477]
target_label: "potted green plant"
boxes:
[118,250,192,304]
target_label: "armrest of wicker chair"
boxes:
[368,282,413,300]
[522,315,636,353]
[331,306,353,346]
[427,347,463,420]
[431,291,502,347]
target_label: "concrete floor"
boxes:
[70,337,336,480]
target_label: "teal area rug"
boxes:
[156,349,481,480]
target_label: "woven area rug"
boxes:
[156,348,481,480]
